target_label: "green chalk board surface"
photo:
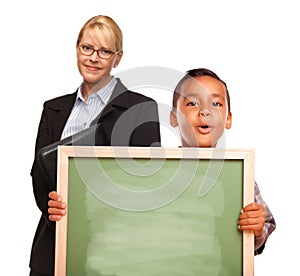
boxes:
[56,147,254,276]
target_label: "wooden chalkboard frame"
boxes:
[55,146,254,276]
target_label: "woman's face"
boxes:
[170,76,232,148]
[76,29,122,93]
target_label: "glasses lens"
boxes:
[79,45,93,55]
[98,49,113,59]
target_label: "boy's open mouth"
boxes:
[198,124,212,134]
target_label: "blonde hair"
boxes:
[76,15,123,52]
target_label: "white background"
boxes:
[1,0,299,274]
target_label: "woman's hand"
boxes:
[48,191,67,221]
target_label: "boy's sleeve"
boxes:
[254,181,276,255]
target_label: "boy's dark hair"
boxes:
[172,68,231,113]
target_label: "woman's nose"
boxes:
[89,51,100,61]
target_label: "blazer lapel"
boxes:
[90,78,130,124]
[47,92,77,141]
[90,78,132,145]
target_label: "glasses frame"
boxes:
[78,44,120,60]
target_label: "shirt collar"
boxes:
[76,76,117,104]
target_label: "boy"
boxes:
[169,68,276,254]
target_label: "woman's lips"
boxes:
[85,65,100,71]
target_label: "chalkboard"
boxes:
[55,146,254,276]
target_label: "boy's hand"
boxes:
[238,203,266,237]
[48,191,67,221]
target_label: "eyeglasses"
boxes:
[78,44,119,59]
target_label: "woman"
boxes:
[29,15,161,276]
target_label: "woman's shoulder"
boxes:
[43,91,77,108]
[126,89,156,103]
[115,78,156,103]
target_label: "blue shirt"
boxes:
[61,77,117,139]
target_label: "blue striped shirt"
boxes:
[61,77,117,139]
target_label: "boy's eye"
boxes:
[212,102,222,107]
[187,101,199,106]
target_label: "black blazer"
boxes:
[29,78,161,274]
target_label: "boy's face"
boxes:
[170,76,232,147]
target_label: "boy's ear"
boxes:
[170,111,178,127]
[225,112,232,129]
